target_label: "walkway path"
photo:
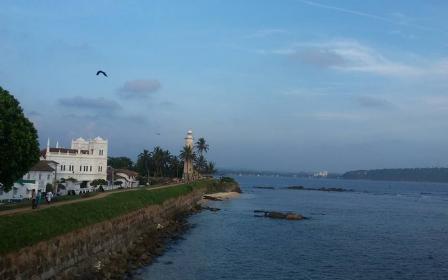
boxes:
[0,183,184,217]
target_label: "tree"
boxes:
[194,154,207,173]
[108,157,134,170]
[179,145,195,180]
[168,156,182,178]
[0,87,40,191]
[136,149,152,184]
[90,179,107,188]
[152,146,165,177]
[195,137,209,157]
[205,161,217,174]
[45,183,53,192]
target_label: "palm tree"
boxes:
[194,154,207,173]
[138,149,151,184]
[152,146,164,177]
[195,137,209,157]
[206,161,217,174]
[179,145,195,181]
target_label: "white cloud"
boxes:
[260,39,448,78]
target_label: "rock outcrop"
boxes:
[254,210,306,221]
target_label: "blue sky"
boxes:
[1,0,448,172]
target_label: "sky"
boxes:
[1,0,448,173]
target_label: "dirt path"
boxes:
[0,183,184,217]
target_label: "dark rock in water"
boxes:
[253,186,275,189]
[317,187,349,192]
[287,185,353,192]
[287,185,305,190]
[254,210,305,221]
[202,206,221,212]
[286,213,304,220]
[203,195,223,201]
[266,211,288,219]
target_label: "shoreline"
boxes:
[0,179,241,279]
[124,192,241,279]
[200,191,240,204]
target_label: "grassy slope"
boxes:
[0,180,211,255]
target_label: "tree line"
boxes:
[342,168,448,183]
[108,138,217,183]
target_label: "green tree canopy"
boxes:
[108,156,134,170]
[195,137,209,156]
[0,87,40,191]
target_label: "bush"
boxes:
[220,176,237,184]
[45,183,53,192]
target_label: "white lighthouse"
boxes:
[182,130,194,181]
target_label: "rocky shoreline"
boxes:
[92,206,201,280]
[94,190,241,279]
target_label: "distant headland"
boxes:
[220,168,448,184]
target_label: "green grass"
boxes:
[0,180,211,255]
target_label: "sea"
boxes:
[136,176,448,280]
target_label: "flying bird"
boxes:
[156,133,161,136]
[96,70,108,77]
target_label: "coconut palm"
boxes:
[206,161,217,174]
[194,155,207,173]
[152,146,164,177]
[195,137,209,156]
[179,145,195,181]
[137,149,151,184]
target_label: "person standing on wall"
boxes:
[36,190,41,208]
[31,189,37,209]
[46,191,53,204]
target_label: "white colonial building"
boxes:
[41,137,108,182]
[0,180,38,201]
[23,160,57,192]
[0,160,57,201]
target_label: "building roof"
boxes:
[41,148,90,158]
[29,161,55,172]
[115,169,139,177]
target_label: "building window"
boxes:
[27,174,30,179]
[99,149,103,156]
[91,149,94,155]
[90,166,92,172]
[80,165,82,172]
[47,174,50,180]
[39,174,42,180]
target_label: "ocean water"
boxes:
[137,176,448,280]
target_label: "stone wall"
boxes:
[0,187,206,280]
